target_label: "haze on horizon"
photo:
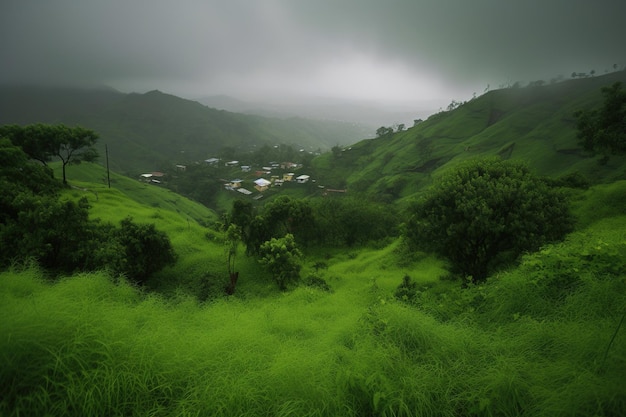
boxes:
[1,0,624,114]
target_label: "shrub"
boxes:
[258,234,302,290]
[406,158,573,282]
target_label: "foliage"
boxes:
[245,196,316,254]
[0,141,176,282]
[394,274,418,303]
[0,138,60,196]
[166,163,222,207]
[258,233,302,289]
[303,274,332,292]
[575,81,626,156]
[114,217,177,284]
[310,197,398,247]
[225,224,242,276]
[375,126,394,138]
[0,123,99,184]
[406,158,573,282]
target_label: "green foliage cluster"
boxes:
[0,137,176,283]
[234,196,397,256]
[406,158,572,282]
[167,163,223,208]
[311,197,397,246]
[258,233,303,289]
[575,81,626,156]
[0,123,99,184]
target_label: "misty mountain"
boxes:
[196,94,439,129]
[0,85,371,175]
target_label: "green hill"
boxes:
[311,71,626,202]
[2,173,625,416]
[0,86,368,176]
[2,83,626,414]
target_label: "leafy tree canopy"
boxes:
[0,123,99,184]
[258,233,302,290]
[575,82,626,156]
[405,158,572,283]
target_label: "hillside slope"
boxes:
[0,86,369,175]
[311,71,626,202]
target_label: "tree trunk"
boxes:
[226,271,239,295]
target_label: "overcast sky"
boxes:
[1,0,624,108]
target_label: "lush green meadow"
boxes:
[1,175,625,415]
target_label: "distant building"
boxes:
[254,178,272,192]
[225,160,239,167]
[175,164,187,171]
[229,179,243,188]
[241,165,251,172]
[205,158,220,166]
[283,172,295,182]
[295,174,310,183]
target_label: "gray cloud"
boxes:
[1,0,624,105]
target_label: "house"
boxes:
[229,179,243,188]
[205,158,220,166]
[283,172,295,182]
[254,178,271,192]
[237,188,252,195]
[241,165,251,172]
[295,174,310,183]
[225,160,239,167]
[281,162,298,169]
[175,164,187,171]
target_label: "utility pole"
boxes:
[105,144,111,188]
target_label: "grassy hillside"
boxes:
[311,71,626,202]
[0,86,368,175]
[1,180,625,416]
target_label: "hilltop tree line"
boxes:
[0,129,176,283]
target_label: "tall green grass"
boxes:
[2,221,624,417]
[2,158,623,416]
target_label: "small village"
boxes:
[139,157,328,201]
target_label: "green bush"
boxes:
[258,233,302,290]
[406,158,573,282]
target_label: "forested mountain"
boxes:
[0,85,369,175]
[311,70,626,202]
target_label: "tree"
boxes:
[405,158,572,283]
[376,126,394,138]
[245,196,315,253]
[0,123,99,184]
[575,82,626,156]
[225,224,242,294]
[115,217,177,284]
[258,234,302,290]
[53,125,99,184]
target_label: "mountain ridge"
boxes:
[0,85,372,175]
